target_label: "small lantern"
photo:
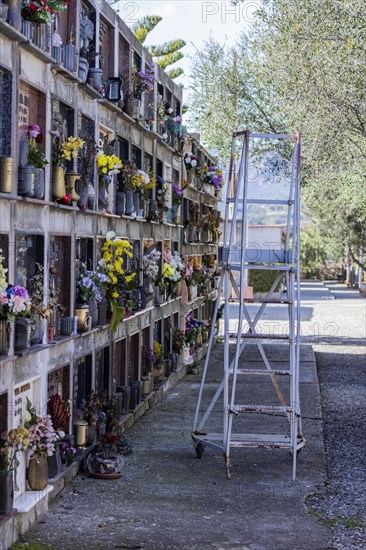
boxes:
[105,77,122,102]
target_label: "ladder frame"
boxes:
[192,131,305,480]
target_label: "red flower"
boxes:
[35,133,43,144]
[29,3,38,12]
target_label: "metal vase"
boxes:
[5,0,22,31]
[14,317,31,351]
[18,165,34,197]
[125,189,134,216]
[0,471,13,514]
[33,168,45,199]
[0,157,13,193]
[52,165,66,200]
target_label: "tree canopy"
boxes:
[188,0,366,268]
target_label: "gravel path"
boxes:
[306,282,366,550]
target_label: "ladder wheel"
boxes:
[195,443,204,459]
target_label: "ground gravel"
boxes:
[306,282,366,550]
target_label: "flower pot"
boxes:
[154,287,166,305]
[78,57,89,83]
[0,320,8,356]
[66,172,80,202]
[4,0,21,30]
[52,165,66,200]
[0,157,13,193]
[14,317,31,351]
[28,455,48,491]
[87,68,103,91]
[125,189,134,216]
[18,164,34,197]
[116,191,126,216]
[33,168,45,199]
[0,471,13,514]
[97,300,107,325]
[75,305,90,333]
[47,447,62,478]
[87,299,98,327]
[52,45,63,64]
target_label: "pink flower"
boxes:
[28,124,41,138]
[0,290,8,304]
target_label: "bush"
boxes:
[248,269,282,293]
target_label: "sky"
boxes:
[112,0,255,84]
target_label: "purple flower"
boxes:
[9,286,29,299]
[82,276,92,288]
[28,124,41,138]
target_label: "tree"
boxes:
[188,0,366,270]
[132,17,186,79]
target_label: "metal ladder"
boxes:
[192,131,305,480]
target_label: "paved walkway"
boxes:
[16,281,365,550]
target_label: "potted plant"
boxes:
[99,232,136,331]
[0,427,30,514]
[51,131,84,202]
[122,65,155,120]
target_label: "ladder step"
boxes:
[229,298,292,304]
[227,264,293,272]
[228,333,289,340]
[232,368,291,376]
[232,404,293,414]
[227,199,294,205]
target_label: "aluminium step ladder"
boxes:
[192,131,305,480]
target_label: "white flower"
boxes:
[184,157,191,164]
[191,159,197,167]
[9,294,27,314]
[106,231,115,241]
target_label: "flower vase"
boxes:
[14,317,31,351]
[47,448,62,478]
[175,280,182,297]
[132,192,139,216]
[33,168,45,199]
[30,313,44,346]
[66,172,80,202]
[75,305,90,333]
[76,181,88,210]
[87,68,103,91]
[125,189,134,216]
[0,320,8,356]
[116,191,126,216]
[97,299,107,325]
[0,471,13,514]
[111,300,125,332]
[52,165,66,200]
[78,57,89,83]
[18,165,34,197]
[87,299,98,327]
[125,97,141,119]
[0,157,13,193]
[33,23,50,52]
[28,455,49,491]
[5,0,21,31]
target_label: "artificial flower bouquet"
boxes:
[202,164,224,188]
[22,0,72,24]
[142,248,161,280]
[51,133,84,166]
[184,152,198,171]
[77,263,110,303]
[97,152,122,189]
[0,427,30,473]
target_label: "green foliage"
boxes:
[167,68,184,80]
[156,51,184,70]
[189,0,366,267]
[148,39,186,57]
[300,224,328,278]
[248,269,282,293]
[132,16,185,78]
[132,16,162,44]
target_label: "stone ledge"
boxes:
[14,485,53,514]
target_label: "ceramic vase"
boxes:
[28,455,49,491]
